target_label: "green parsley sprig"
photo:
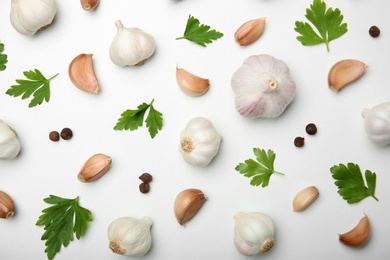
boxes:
[6,69,58,107]
[330,163,379,204]
[294,0,348,52]
[114,99,163,139]
[36,195,93,260]
[176,15,224,47]
[0,42,8,71]
[235,148,284,187]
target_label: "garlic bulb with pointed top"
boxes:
[0,120,21,160]
[231,54,296,118]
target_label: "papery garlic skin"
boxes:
[234,211,275,255]
[10,0,57,36]
[108,216,152,257]
[0,120,21,160]
[109,20,156,66]
[231,54,296,118]
[362,102,390,145]
[179,117,222,167]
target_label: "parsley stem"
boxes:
[273,171,284,175]
[372,195,379,201]
[49,73,59,81]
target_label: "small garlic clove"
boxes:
[78,153,112,182]
[339,214,371,248]
[0,191,15,219]
[234,17,266,46]
[80,0,99,11]
[174,188,207,225]
[328,59,367,92]
[176,66,210,96]
[292,186,319,212]
[68,53,100,94]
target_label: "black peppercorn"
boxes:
[369,26,380,38]
[139,182,150,193]
[60,127,73,140]
[49,131,60,141]
[139,173,153,183]
[294,137,305,147]
[305,123,317,135]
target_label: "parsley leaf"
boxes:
[114,99,163,138]
[176,15,224,47]
[36,195,93,260]
[0,42,8,71]
[294,0,348,52]
[235,148,284,187]
[5,69,58,107]
[330,163,379,204]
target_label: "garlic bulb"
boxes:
[108,216,152,257]
[231,54,296,118]
[10,0,57,36]
[179,117,222,167]
[0,120,21,160]
[234,211,275,255]
[109,20,156,66]
[362,102,390,145]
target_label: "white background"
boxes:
[1,0,390,259]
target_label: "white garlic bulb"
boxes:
[0,120,21,160]
[179,117,222,167]
[234,211,275,256]
[109,20,156,66]
[231,54,296,118]
[108,216,152,257]
[362,102,390,145]
[10,0,57,36]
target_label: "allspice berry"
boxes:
[305,123,317,135]
[60,127,73,140]
[139,183,150,194]
[49,131,60,141]
[369,26,380,38]
[294,137,305,147]
[139,173,153,183]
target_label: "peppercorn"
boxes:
[60,127,73,140]
[369,26,380,37]
[49,131,60,141]
[139,182,150,193]
[294,137,305,147]
[139,173,153,183]
[305,123,317,135]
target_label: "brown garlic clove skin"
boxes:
[176,66,210,96]
[339,214,371,248]
[0,191,15,219]
[328,59,367,92]
[69,53,100,93]
[81,0,99,10]
[78,153,112,182]
[234,17,266,46]
[174,189,207,225]
[292,186,319,212]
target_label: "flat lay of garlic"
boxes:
[362,102,390,145]
[0,120,21,160]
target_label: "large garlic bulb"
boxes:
[231,54,296,118]
[108,216,152,257]
[109,20,156,66]
[362,102,390,145]
[234,211,275,255]
[10,0,57,36]
[0,120,21,160]
[179,117,222,167]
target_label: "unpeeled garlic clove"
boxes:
[339,214,371,248]
[78,153,112,182]
[80,0,99,11]
[69,53,100,94]
[328,59,367,92]
[292,186,319,212]
[234,17,266,46]
[176,66,210,96]
[0,191,15,219]
[174,188,207,225]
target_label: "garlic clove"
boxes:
[339,214,371,248]
[174,188,207,225]
[80,0,99,11]
[176,66,210,96]
[234,17,266,46]
[68,53,100,94]
[328,59,367,92]
[0,120,21,160]
[0,191,15,219]
[292,186,319,212]
[78,153,112,182]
